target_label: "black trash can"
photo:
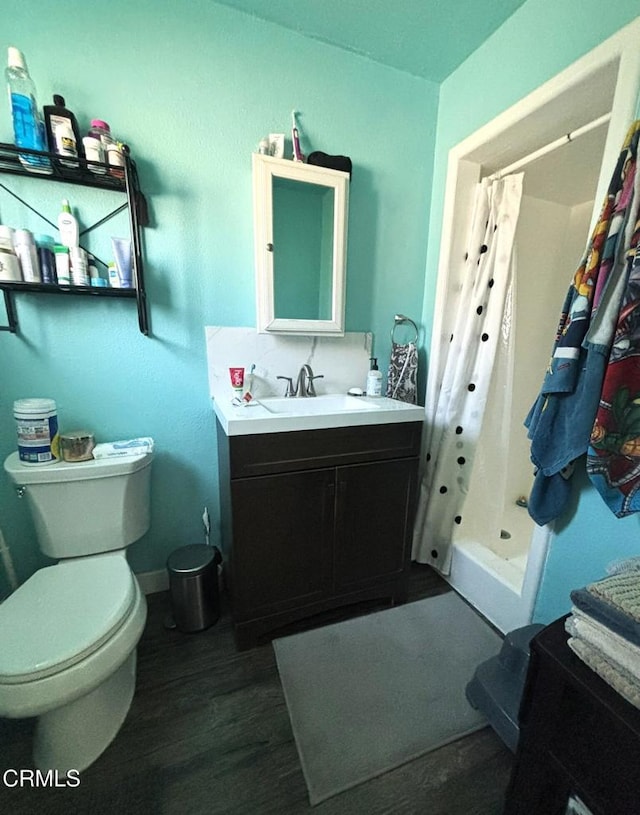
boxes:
[166,544,222,632]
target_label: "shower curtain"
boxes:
[412,173,524,574]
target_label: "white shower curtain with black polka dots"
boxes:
[412,173,523,574]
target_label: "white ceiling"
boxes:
[212,0,529,82]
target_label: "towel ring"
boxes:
[391,314,418,345]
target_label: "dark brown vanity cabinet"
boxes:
[216,421,422,649]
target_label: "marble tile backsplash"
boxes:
[205,327,373,401]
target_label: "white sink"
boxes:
[213,392,424,436]
[259,394,381,415]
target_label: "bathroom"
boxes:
[2,0,640,809]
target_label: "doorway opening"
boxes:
[425,19,640,632]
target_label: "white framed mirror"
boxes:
[252,154,349,335]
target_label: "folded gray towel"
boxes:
[571,586,640,647]
[566,609,640,680]
[568,635,640,710]
[587,571,640,622]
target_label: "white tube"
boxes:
[111,237,133,288]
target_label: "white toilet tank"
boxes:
[4,452,153,558]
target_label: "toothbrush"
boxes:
[202,506,211,547]
[291,110,304,162]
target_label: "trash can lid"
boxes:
[167,544,218,575]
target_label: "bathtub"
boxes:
[447,501,550,634]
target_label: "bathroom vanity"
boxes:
[214,395,423,649]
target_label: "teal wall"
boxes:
[534,466,640,623]
[424,0,640,625]
[0,0,437,597]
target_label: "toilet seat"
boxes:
[0,554,135,684]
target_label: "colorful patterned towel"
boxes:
[526,120,640,524]
[587,242,640,515]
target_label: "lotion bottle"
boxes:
[366,357,382,397]
[58,199,79,248]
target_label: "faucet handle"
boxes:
[276,376,295,397]
[306,374,324,397]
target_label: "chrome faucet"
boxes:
[295,364,324,397]
[276,375,296,397]
[277,365,324,397]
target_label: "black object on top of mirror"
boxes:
[307,151,352,178]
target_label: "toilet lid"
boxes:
[0,554,136,683]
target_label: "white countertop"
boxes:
[213,394,424,436]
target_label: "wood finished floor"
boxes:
[0,565,513,814]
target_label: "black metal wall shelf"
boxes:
[0,142,150,335]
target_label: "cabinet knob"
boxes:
[266,243,273,252]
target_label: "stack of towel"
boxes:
[566,566,640,709]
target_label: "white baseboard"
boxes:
[136,568,169,595]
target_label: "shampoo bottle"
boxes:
[366,358,382,397]
[43,95,84,164]
[58,199,79,248]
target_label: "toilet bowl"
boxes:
[0,552,147,772]
[2,450,153,773]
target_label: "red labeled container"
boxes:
[229,367,244,392]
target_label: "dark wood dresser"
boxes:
[504,616,640,814]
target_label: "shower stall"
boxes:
[448,175,599,633]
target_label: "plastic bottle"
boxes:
[82,135,106,174]
[5,47,51,174]
[107,142,125,178]
[88,119,115,153]
[53,245,70,284]
[366,357,383,397]
[13,398,59,464]
[58,199,79,248]
[107,261,119,288]
[43,94,84,165]
[69,246,89,286]
[53,121,78,166]
[13,229,41,282]
[35,234,57,283]
[0,225,22,281]
[88,258,106,287]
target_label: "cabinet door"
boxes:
[333,458,416,593]
[230,468,335,619]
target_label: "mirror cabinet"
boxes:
[252,154,349,336]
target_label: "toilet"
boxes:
[0,450,153,773]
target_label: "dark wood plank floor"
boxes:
[0,565,512,814]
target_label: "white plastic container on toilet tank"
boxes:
[13,398,59,465]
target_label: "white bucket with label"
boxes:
[13,398,60,465]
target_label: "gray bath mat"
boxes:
[273,591,501,805]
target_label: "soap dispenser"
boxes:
[366,358,382,397]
